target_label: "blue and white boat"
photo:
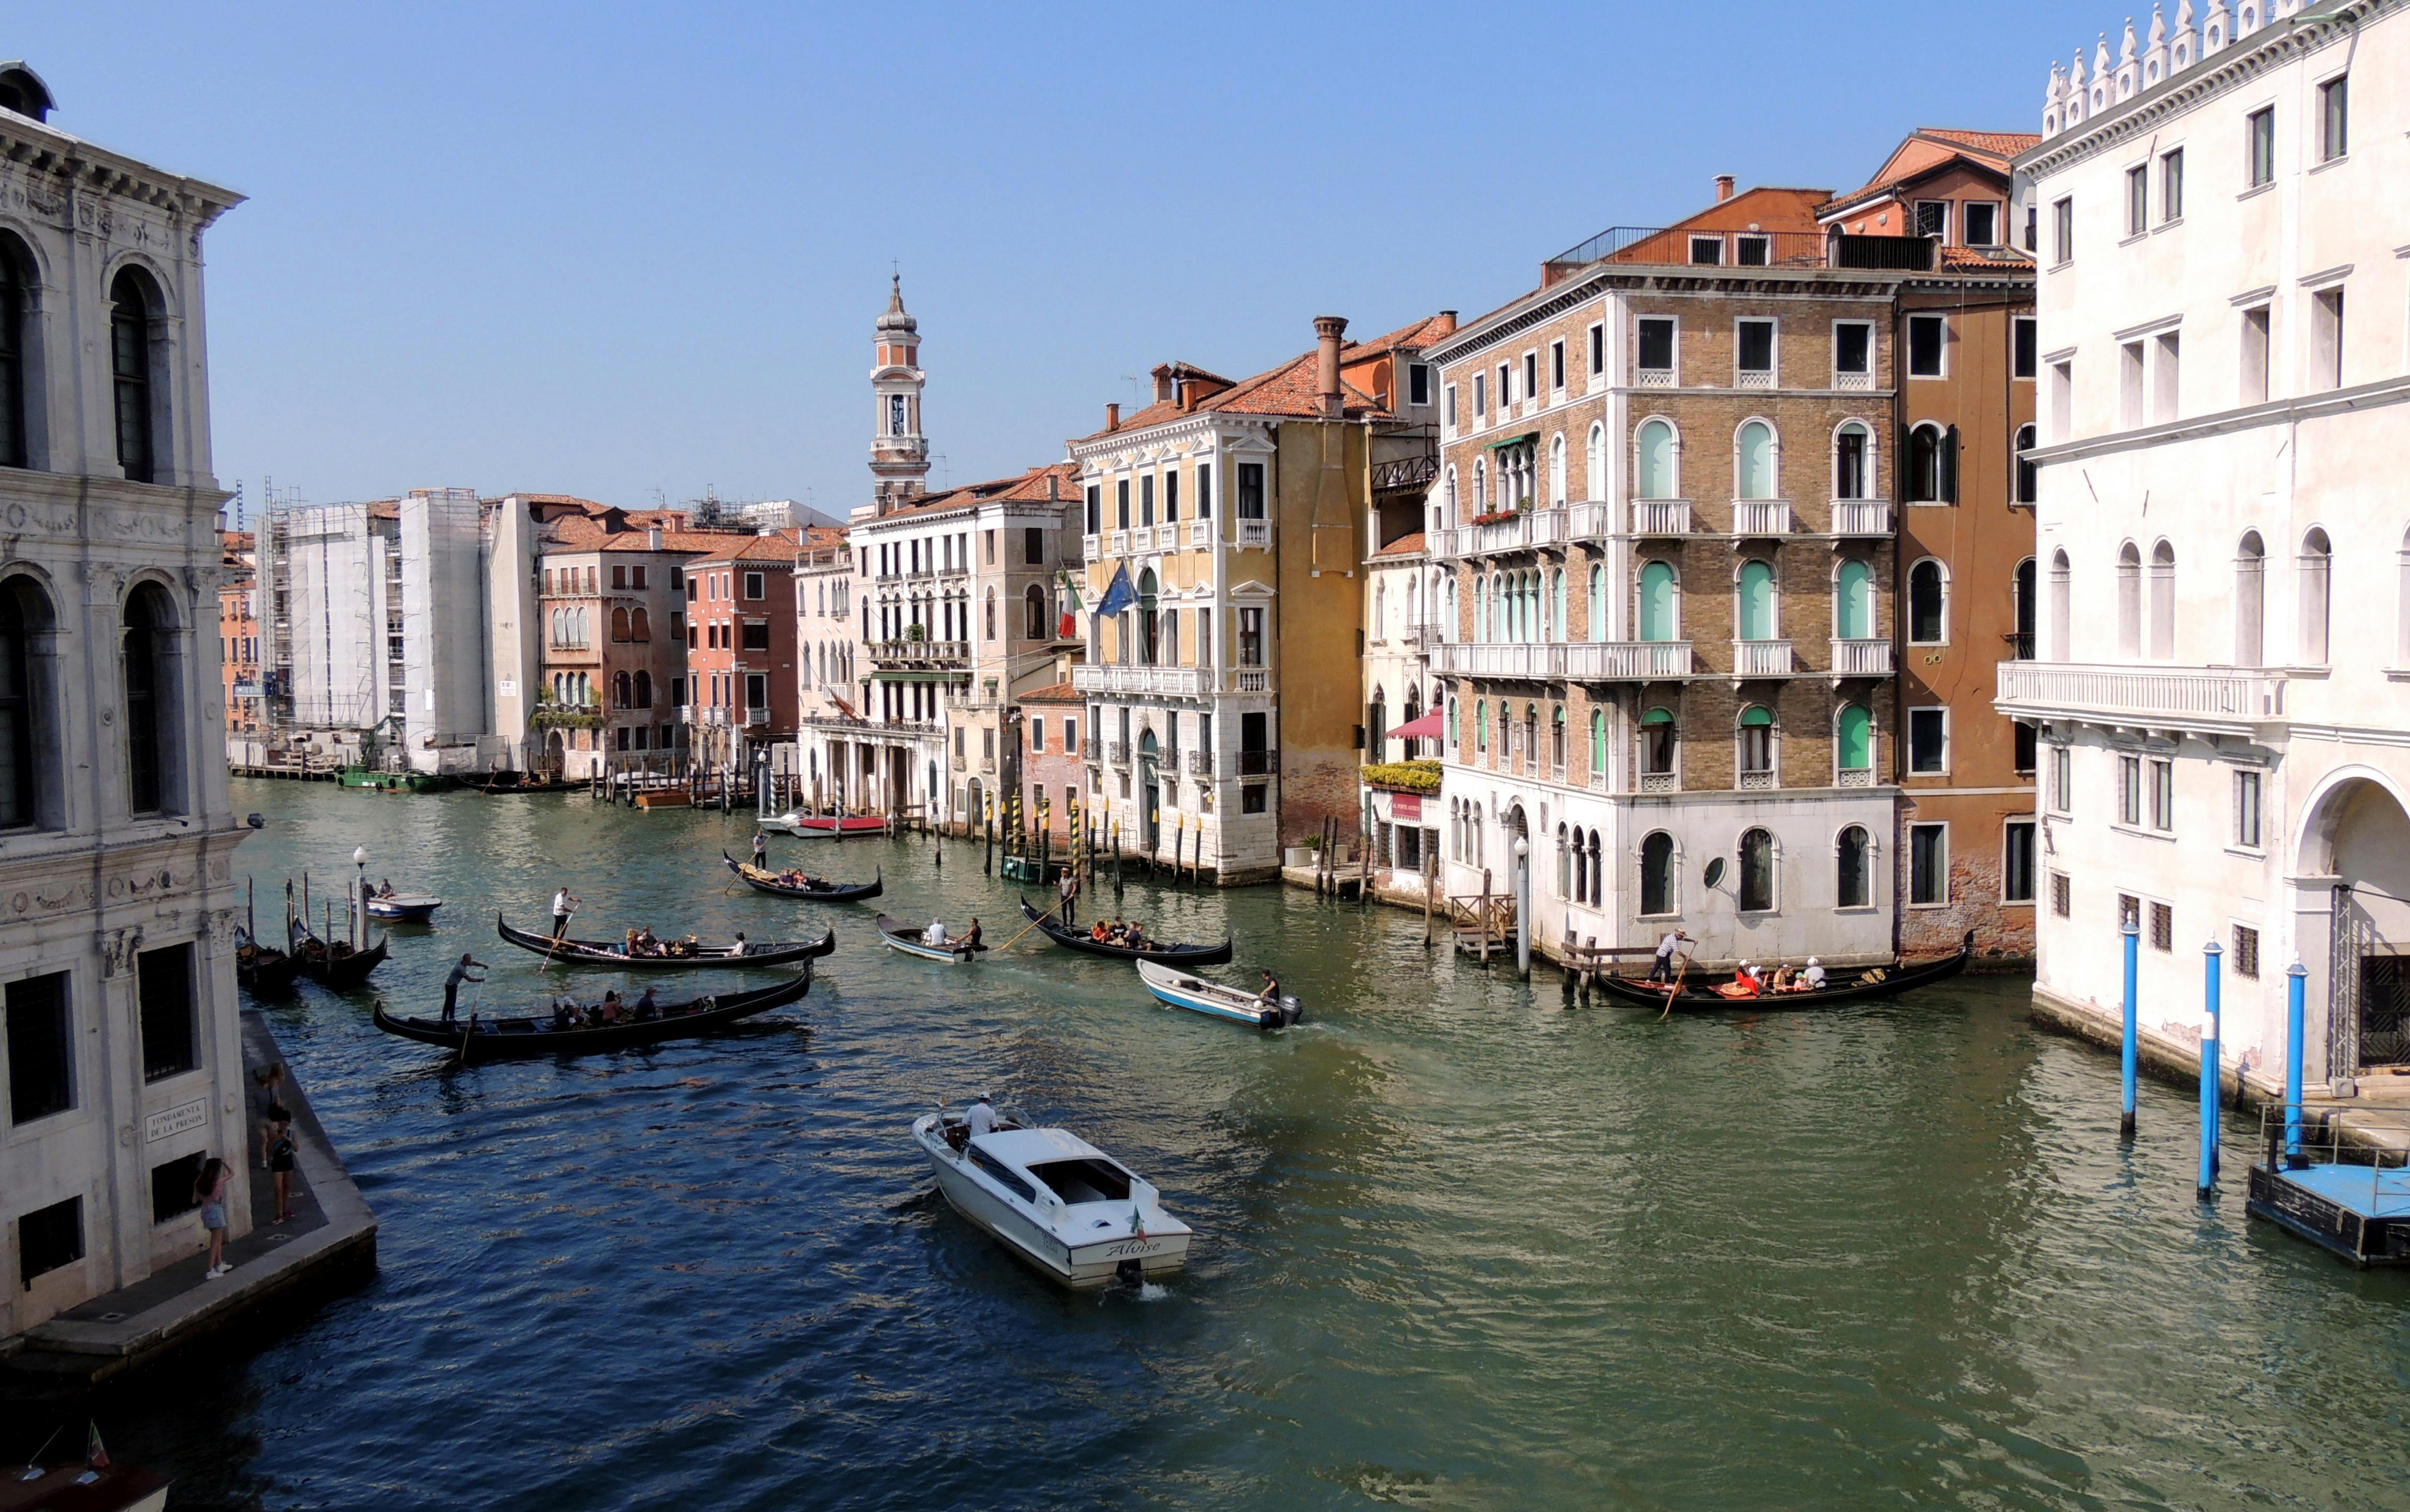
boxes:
[1135,957,1301,1029]
[876,913,984,964]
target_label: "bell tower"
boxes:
[870,273,929,511]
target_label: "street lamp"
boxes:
[1511,835,1531,979]
[351,845,368,948]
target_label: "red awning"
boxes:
[1388,710,1446,740]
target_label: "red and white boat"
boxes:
[760,811,893,838]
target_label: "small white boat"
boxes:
[912,1110,1192,1289]
[365,892,443,923]
[1136,957,1302,1028]
[760,811,892,838]
[876,914,984,963]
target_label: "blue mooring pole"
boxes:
[2121,922,2140,1139]
[2284,959,2307,1165]
[2199,940,2221,1200]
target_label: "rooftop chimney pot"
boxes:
[1151,365,1174,403]
[1437,311,1459,335]
[1314,315,1349,419]
[1105,402,1120,432]
[1715,174,1736,203]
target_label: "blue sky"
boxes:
[22,2,2114,520]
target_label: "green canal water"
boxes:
[79,780,2410,1508]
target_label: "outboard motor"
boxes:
[1115,1258,1146,1287]
[1279,994,1303,1028]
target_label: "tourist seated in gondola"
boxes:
[1714,962,1762,999]
[635,926,662,957]
[1091,919,1111,942]
[598,990,625,1025]
[634,985,661,1021]
[1801,957,1826,990]
[551,994,579,1030]
[1124,920,1150,951]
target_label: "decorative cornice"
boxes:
[2028,370,2410,465]
[0,114,244,225]
[1428,266,1916,370]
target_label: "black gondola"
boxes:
[721,853,883,901]
[495,914,836,969]
[370,967,812,1063]
[236,930,303,997]
[1590,931,1975,1011]
[1016,898,1235,966]
[289,920,389,989]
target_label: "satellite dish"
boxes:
[1702,857,1726,890]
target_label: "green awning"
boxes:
[1484,430,1539,450]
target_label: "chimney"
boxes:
[1314,315,1348,418]
[1436,311,1458,337]
[1714,174,1736,203]
[1105,402,1120,432]
[647,526,662,550]
[1151,364,1175,403]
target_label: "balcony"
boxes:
[1407,621,1444,652]
[1108,529,1129,555]
[744,707,770,726]
[1437,640,1693,681]
[1185,749,1210,776]
[1734,367,1775,391]
[1566,501,1614,539]
[1107,741,1130,766]
[681,704,730,729]
[1238,519,1271,548]
[871,638,969,666]
[1233,748,1277,778]
[1831,500,1892,535]
[1630,499,1691,536]
[1732,500,1792,536]
[1083,533,1099,559]
[1187,520,1213,549]
[1830,638,1894,677]
[1155,524,1180,551]
[1072,663,1213,698]
[1227,667,1269,692]
[1995,661,2288,736]
[1732,639,1795,678]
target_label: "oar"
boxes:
[543,908,579,967]
[1661,953,1691,1021]
[994,908,1057,955]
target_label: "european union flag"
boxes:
[1094,563,1137,617]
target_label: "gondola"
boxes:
[366,891,444,924]
[722,853,883,902]
[875,913,987,963]
[235,929,303,997]
[1016,898,1235,966]
[496,915,835,969]
[1590,931,1975,1012]
[369,967,812,1064]
[288,920,389,989]
[1135,958,1302,1028]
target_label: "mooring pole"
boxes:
[1112,820,1123,895]
[1421,847,1435,948]
[2120,920,2140,1139]
[2199,939,2222,1200]
[2285,959,2307,1164]
[983,793,994,875]
[1513,835,1531,980]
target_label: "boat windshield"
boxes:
[965,1144,1037,1204]
[1025,1157,1132,1206]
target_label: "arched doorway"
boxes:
[544,729,565,775]
[1139,729,1161,851]
[2300,773,2410,1079]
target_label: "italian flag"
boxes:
[1056,570,1081,641]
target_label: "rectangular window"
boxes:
[743,571,764,600]
[1472,374,1485,416]
[1445,384,1458,427]
[1024,527,1044,566]
[1833,321,1872,380]
[1636,317,1675,375]
[2051,871,2071,918]
[1549,340,1565,391]
[2004,820,2035,902]
[2150,900,2173,952]
[2247,107,2275,186]
[2015,722,2037,775]
[1910,823,1947,904]
[17,1195,81,1288]
[1196,463,1211,517]
[2160,148,2184,221]
[2052,198,2074,264]
[1914,200,1949,240]
[2149,759,2174,832]
[2050,360,2074,440]
[1237,463,1267,521]
[137,944,196,1084]
[1587,324,1604,379]
[745,672,768,711]
[1499,364,1511,405]
[151,1150,205,1226]
[1908,708,1947,774]
[1084,484,1101,535]
[1522,352,1537,399]
[1116,479,1130,529]
[1907,315,1946,378]
[1963,200,1999,247]
[2013,317,2037,379]
[1734,234,1770,267]
[610,564,626,590]
[1065,718,1079,755]
[2240,305,2271,404]
[669,566,685,590]
[2234,925,2261,979]
[2119,341,2146,428]
[1688,235,1722,266]
[2153,332,2180,423]
[2125,164,2148,236]
[2319,75,2348,161]
[6,970,73,1123]
[1140,474,1155,526]
[2118,754,2142,825]
[1408,363,1431,406]
[2050,746,2073,813]
[2235,768,2262,848]
[1735,319,1775,379]
[2118,892,2141,932]
[2312,287,2345,391]
[1238,607,1265,666]
[1241,783,1268,814]
[740,621,770,652]
[1029,718,1043,753]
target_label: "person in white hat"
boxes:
[1802,956,1826,989]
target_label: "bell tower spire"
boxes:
[870,273,929,511]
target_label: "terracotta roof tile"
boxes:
[1343,313,1457,359]
[872,462,1079,521]
[1077,349,1388,443]
[686,528,809,567]
[1371,531,1427,559]
[1935,244,2036,270]
[1920,127,2042,160]
[1017,680,1085,705]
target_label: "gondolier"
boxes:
[1058,867,1078,917]
[752,829,769,870]
[1648,930,1694,983]
[443,953,488,1027]
[551,886,580,939]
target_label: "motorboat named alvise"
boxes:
[911,1110,1192,1289]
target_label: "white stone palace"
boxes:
[0,65,252,1335]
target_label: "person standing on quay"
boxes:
[256,1062,289,1168]
[194,1157,232,1278]
[266,1117,298,1224]
[443,953,488,1027]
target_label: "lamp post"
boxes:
[351,845,368,949]
[1512,835,1531,979]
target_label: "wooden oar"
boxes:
[1661,953,1691,1021]
[994,909,1057,954]
[542,908,578,967]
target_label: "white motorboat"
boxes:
[911,1110,1192,1289]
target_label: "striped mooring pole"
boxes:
[2199,939,2221,1200]
[2120,921,2140,1139]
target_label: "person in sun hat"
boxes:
[965,1092,999,1139]
[1802,956,1827,990]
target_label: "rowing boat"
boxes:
[1589,931,1974,1011]
[365,892,444,923]
[721,853,883,901]
[875,913,986,963]
[370,968,812,1063]
[1135,958,1302,1028]
[495,914,835,969]
[288,921,388,989]
[761,811,892,838]
[1016,898,1234,965]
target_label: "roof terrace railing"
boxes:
[1542,226,1936,282]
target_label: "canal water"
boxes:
[75,781,2410,1509]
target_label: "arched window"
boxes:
[577,608,589,645]
[1908,559,1946,644]
[2050,549,2072,661]
[1548,433,1567,505]
[614,670,632,708]
[1635,420,1675,500]
[1590,707,1606,779]
[1368,687,1386,762]
[1738,827,1775,912]
[1586,422,1606,501]
[2148,540,2176,659]
[1738,704,1774,777]
[1587,564,1605,643]
[1137,569,1159,664]
[1737,560,1776,641]
[1023,584,1047,641]
[0,234,32,470]
[1835,559,1874,641]
[2237,532,2266,667]
[1551,569,1567,643]
[1443,578,1456,640]
[1641,831,1675,915]
[1588,832,1603,906]
[2013,423,2038,505]
[611,606,632,642]
[1836,825,1870,908]
[1836,703,1873,774]
[122,581,180,815]
[1638,562,1677,642]
[1472,459,1485,516]
[635,669,652,709]
[1834,422,1870,500]
[1736,421,1776,500]
[1401,691,1421,760]
[1474,698,1487,752]
[1443,467,1458,530]
[2011,558,2035,659]
[1472,578,1487,644]
[1639,705,1676,776]
[0,576,57,829]
[1550,704,1566,772]
[2299,528,2331,664]
[109,268,161,485]
[1447,695,1460,747]
[2116,542,2142,657]
[630,607,651,642]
